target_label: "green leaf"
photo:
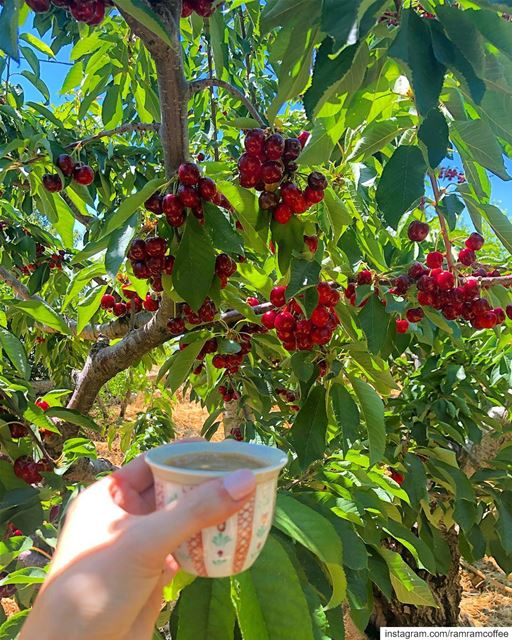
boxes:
[114,0,175,49]
[231,536,315,640]
[376,146,426,229]
[358,295,389,355]
[21,70,50,103]
[480,204,512,254]
[298,113,346,166]
[468,9,512,60]
[330,383,360,449]
[77,286,107,335]
[0,0,20,61]
[418,108,449,169]
[389,9,446,116]
[62,263,106,310]
[0,610,30,640]
[45,407,100,432]
[275,494,346,608]
[320,0,360,49]
[174,216,216,311]
[261,0,317,33]
[435,6,484,78]
[0,328,29,379]
[453,120,510,181]
[12,300,70,335]
[204,202,244,255]
[19,32,54,58]
[177,578,235,640]
[496,492,512,555]
[27,263,50,296]
[287,259,321,300]
[379,548,437,607]
[348,119,410,161]
[165,339,207,394]
[439,194,464,232]
[99,177,166,240]
[423,307,453,334]
[102,84,122,128]
[291,386,327,468]
[216,182,267,254]
[23,404,60,435]
[323,188,352,241]
[350,377,385,466]
[105,213,138,280]
[61,61,83,94]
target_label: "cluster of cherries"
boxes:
[42,154,95,193]
[237,129,325,225]
[13,455,52,484]
[18,244,66,275]
[181,0,219,18]
[261,283,340,351]
[144,161,231,228]
[25,0,108,26]
[167,298,218,335]
[100,288,160,318]
[126,237,174,294]
[438,166,466,184]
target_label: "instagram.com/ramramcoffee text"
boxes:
[381,628,512,640]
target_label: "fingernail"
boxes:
[223,469,256,501]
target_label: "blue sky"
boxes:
[6,24,512,219]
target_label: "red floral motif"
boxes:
[187,532,208,576]
[232,496,255,573]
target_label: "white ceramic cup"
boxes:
[145,440,288,578]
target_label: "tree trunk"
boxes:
[371,528,462,628]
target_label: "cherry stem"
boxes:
[429,171,455,273]
[27,427,59,465]
[189,78,265,127]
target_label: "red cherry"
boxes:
[194,0,216,17]
[417,291,434,306]
[56,154,75,177]
[458,248,476,266]
[494,307,506,324]
[167,318,185,335]
[289,193,308,214]
[264,133,285,160]
[177,185,200,208]
[198,298,217,322]
[145,194,163,214]
[357,270,372,286]
[128,239,146,261]
[69,0,95,20]
[396,319,409,334]
[35,399,49,411]
[407,220,429,242]
[212,354,227,369]
[304,235,318,253]
[9,421,29,438]
[303,186,324,205]
[42,174,63,193]
[113,302,127,317]
[273,203,292,224]
[270,286,287,308]
[198,177,217,201]
[283,138,302,162]
[261,161,284,184]
[244,129,266,156]
[296,319,312,335]
[261,310,277,329]
[166,210,186,228]
[465,232,484,251]
[86,1,105,25]
[390,469,405,485]
[181,0,194,16]
[247,297,259,307]
[298,131,310,148]
[14,456,42,484]
[317,283,333,306]
[417,275,437,293]
[26,0,50,11]
[238,153,262,176]
[163,255,175,275]
[178,162,201,186]
[408,262,427,280]
[162,194,184,216]
[145,237,167,258]
[394,275,412,295]
[275,311,296,332]
[100,294,115,310]
[73,163,94,185]
[435,271,455,291]
[480,311,498,329]
[471,297,491,316]
[132,261,150,279]
[280,182,301,207]
[406,307,424,323]
[259,191,280,210]
[240,173,260,189]
[506,304,512,320]
[311,305,331,327]
[146,256,165,276]
[310,326,332,345]
[426,251,444,269]
[307,171,328,190]
[215,253,237,277]
[143,295,159,312]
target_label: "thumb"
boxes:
[129,469,256,568]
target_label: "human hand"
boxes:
[20,446,256,640]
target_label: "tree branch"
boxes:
[429,171,454,272]
[189,78,265,127]
[60,192,95,227]
[0,266,33,300]
[66,122,160,150]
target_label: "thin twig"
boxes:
[429,171,454,272]
[205,25,219,161]
[61,192,95,227]
[189,78,265,127]
[66,122,161,150]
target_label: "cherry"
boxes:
[480,311,498,329]
[465,232,484,251]
[303,186,324,205]
[56,154,75,177]
[311,305,330,327]
[259,191,280,210]
[86,1,105,25]
[14,456,42,484]
[113,302,127,317]
[396,319,409,334]
[494,307,506,324]
[307,171,328,190]
[101,294,116,310]
[261,161,284,184]
[36,399,49,411]
[406,307,424,323]
[198,177,217,201]
[162,194,184,216]
[471,297,491,316]
[244,129,266,156]
[240,173,260,188]
[458,248,476,266]
[304,235,318,253]
[215,253,237,277]
[167,318,185,335]
[145,194,163,214]
[9,422,28,438]
[407,220,429,242]
[317,282,334,306]
[270,286,287,307]
[212,354,226,369]
[283,138,302,161]
[298,131,310,148]
[289,193,308,214]
[408,262,427,280]
[73,163,94,185]
[146,256,164,276]
[507,305,512,320]
[198,298,217,322]
[181,0,194,17]
[145,237,167,257]
[310,326,332,345]
[194,0,215,17]
[128,239,146,261]
[177,185,201,209]
[273,203,292,224]
[264,133,285,160]
[436,271,455,291]
[280,182,301,206]
[261,310,277,329]
[70,0,96,20]
[132,261,150,279]
[163,255,175,275]
[143,295,159,312]
[247,297,259,307]
[238,153,262,176]
[357,270,372,286]
[178,162,201,186]
[426,251,444,269]
[42,174,63,193]
[275,311,296,332]
[417,275,436,293]
[394,275,412,295]
[166,210,186,228]
[390,469,404,485]
[26,0,49,11]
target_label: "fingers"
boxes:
[129,469,256,568]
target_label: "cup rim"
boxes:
[145,440,288,479]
